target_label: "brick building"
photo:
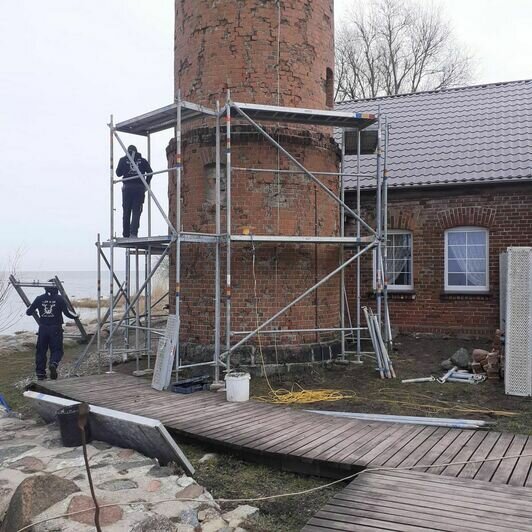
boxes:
[168,0,342,357]
[339,80,532,338]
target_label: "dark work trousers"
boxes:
[122,185,145,237]
[35,325,64,377]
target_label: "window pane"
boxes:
[448,246,466,259]
[448,259,466,273]
[467,273,486,287]
[468,245,486,258]
[467,231,486,245]
[448,273,467,286]
[448,231,466,245]
[468,259,486,273]
[385,232,412,287]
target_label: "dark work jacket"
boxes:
[26,292,77,327]
[116,152,153,187]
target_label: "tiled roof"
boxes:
[337,79,532,189]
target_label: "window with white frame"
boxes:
[445,227,489,291]
[374,231,413,291]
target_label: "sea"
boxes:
[2,271,128,335]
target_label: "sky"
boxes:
[1,0,531,271]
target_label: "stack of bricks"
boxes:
[471,330,503,379]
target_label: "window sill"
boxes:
[440,291,492,301]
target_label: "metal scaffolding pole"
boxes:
[124,249,131,360]
[96,234,102,372]
[214,101,222,384]
[135,247,140,372]
[375,110,383,327]
[356,129,362,360]
[108,115,115,373]
[225,96,232,371]
[174,91,182,378]
[146,133,153,366]
[340,130,346,360]
[383,117,391,346]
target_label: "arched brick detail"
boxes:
[388,207,421,231]
[437,206,496,230]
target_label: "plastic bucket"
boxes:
[57,404,92,447]
[225,372,251,402]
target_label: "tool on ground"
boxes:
[437,366,458,383]
[401,376,436,383]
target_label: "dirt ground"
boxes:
[250,334,532,435]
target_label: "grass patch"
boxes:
[180,443,343,532]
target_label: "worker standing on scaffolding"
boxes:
[116,144,153,238]
[26,281,79,380]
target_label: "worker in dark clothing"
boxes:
[116,145,153,238]
[26,281,79,380]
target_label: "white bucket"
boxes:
[225,372,251,402]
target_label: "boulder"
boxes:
[450,348,471,369]
[440,358,454,370]
[0,474,79,532]
[223,504,259,527]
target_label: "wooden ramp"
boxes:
[303,469,532,531]
[34,373,532,484]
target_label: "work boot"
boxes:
[130,233,138,238]
[37,375,46,381]
[50,365,58,380]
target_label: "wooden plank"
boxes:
[330,489,532,530]
[474,432,515,482]
[440,430,491,478]
[380,426,439,468]
[457,431,502,480]
[377,469,532,503]
[509,436,532,487]
[320,496,519,532]
[392,427,450,469]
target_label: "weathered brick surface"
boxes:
[345,183,532,338]
[169,1,339,347]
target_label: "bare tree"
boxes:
[335,0,473,102]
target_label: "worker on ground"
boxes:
[116,144,153,238]
[26,281,79,380]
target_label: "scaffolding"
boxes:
[74,92,391,384]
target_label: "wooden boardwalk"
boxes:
[34,373,532,485]
[303,469,532,531]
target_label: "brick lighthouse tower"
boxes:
[168,0,341,365]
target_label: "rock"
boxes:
[440,358,454,370]
[56,448,83,460]
[450,347,470,369]
[177,476,194,487]
[472,349,489,362]
[66,494,123,526]
[0,445,36,464]
[113,459,154,472]
[199,453,217,464]
[118,448,136,459]
[148,465,174,477]
[97,478,138,491]
[131,514,177,532]
[8,456,46,473]
[176,483,204,500]
[0,474,79,532]
[146,479,162,492]
[42,437,63,449]
[178,508,200,527]
[198,507,220,521]
[223,505,259,527]
[201,517,230,532]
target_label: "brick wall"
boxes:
[345,183,532,338]
[170,0,338,350]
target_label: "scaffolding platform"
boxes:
[34,373,532,485]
